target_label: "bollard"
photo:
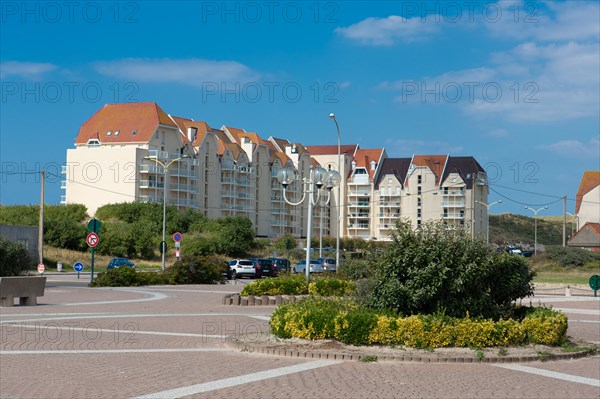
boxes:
[565,286,571,297]
[57,262,63,272]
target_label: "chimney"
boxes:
[370,160,377,172]
[187,127,198,143]
[351,161,356,171]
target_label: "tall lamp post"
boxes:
[143,153,190,271]
[475,200,502,243]
[329,113,341,273]
[277,165,340,283]
[524,206,548,256]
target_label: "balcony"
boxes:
[171,168,195,178]
[60,180,67,189]
[443,190,465,196]
[139,164,163,174]
[139,195,163,203]
[348,190,370,196]
[61,165,67,174]
[60,195,66,204]
[379,201,400,207]
[139,180,164,189]
[442,201,465,207]
[147,149,169,159]
[348,202,370,208]
[348,223,369,229]
[169,183,196,192]
[170,198,199,208]
[442,214,465,220]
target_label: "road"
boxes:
[0,276,598,398]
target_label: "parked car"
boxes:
[256,258,278,277]
[268,258,290,273]
[317,257,336,272]
[107,258,135,270]
[293,259,323,273]
[228,259,256,278]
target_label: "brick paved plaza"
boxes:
[1,275,598,399]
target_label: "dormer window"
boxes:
[107,131,112,136]
[114,130,120,136]
[354,168,367,175]
[87,139,101,146]
[132,130,137,136]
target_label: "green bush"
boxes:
[366,221,535,319]
[271,299,568,348]
[308,278,355,297]
[241,275,308,296]
[91,267,139,287]
[163,255,227,285]
[0,237,34,276]
[544,246,600,268]
[337,258,374,280]
[137,271,166,286]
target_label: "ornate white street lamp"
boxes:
[524,206,548,256]
[329,113,341,273]
[475,200,502,243]
[277,165,340,283]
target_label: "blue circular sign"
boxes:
[173,232,182,242]
[74,262,84,272]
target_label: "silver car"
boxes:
[317,258,337,272]
[293,259,323,273]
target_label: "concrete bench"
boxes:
[0,276,46,306]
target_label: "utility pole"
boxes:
[562,196,567,247]
[38,170,45,265]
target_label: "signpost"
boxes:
[87,219,101,284]
[173,232,182,261]
[590,275,600,297]
[37,263,45,275]
[74,262,84,279]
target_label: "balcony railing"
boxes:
[139,164,163,174]
[347,223,370,229]
[348,202,370,207]
[60,180,67,189]
[443,190,465,196]
[442,201,465,207]
[139,195,163,203]
[139,180,164,189]
[60,195,66,204]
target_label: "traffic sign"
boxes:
[173,232,182,242]
[86,232,99,247]
[590,275,600,297]
[74,262,84,272]
[37,263,45,274]
[159,241,167,254]
[87,218,102,233]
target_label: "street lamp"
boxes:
[329,113,341,273]
[475,200,502,243]
[524,206,548,256]
[277,165,340,283]
[143,153,191,271]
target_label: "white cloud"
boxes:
[539,137,600,159]
[93,58,260,86]
[385,139,464,155]
[485,1,600,43]
[0,61,58,79]
[335,15,440,45]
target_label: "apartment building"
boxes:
[63,102,488,241]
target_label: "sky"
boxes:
[0,0,598,217]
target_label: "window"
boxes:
[417,198,422,207]
[417,219,422,226]
[114,130,120,136]
[417,209,422,218]
[107,131,112,136]
[87,139,100,146]
[417,175,422,184]
[417,186,422,195]
[132,130,137,136]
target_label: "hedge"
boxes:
[240,276,355,297]
[270,298,568,348]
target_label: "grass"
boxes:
[40,246,163,272]
[534,272,598,286]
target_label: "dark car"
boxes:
[107,258,135,270]
[268,258,290,273]
[256,258,278,277]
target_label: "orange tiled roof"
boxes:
[170,116,212,147]
[576,171,600,213]
[75,102,176,145]
[305,145,358,156]
[411,155,449,185]
[353,148,384,180]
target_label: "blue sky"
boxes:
[1,0,598,217]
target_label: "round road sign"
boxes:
[86,232,99,247]
[173,232,182,242]
[37,263,45,274]
[74,262,84,272]
[589,275,600,291]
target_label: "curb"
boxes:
[226,337,597,364]
[222,293,308,306]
